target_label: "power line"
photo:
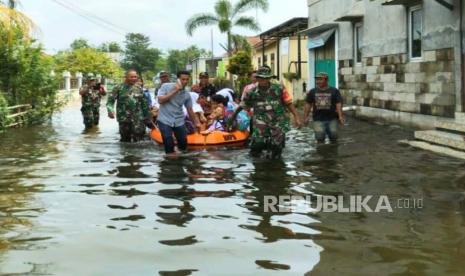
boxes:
[57,0,129,33]
[49,0,126,35]
[51,0,125,35]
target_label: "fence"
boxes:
[6,104,32,128]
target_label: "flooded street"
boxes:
[1,102,465,275]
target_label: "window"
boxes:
[271,53,275,74]
[258,57,261,66]
[263,55,268,66]
[354,23,363,64]
[409,5,422,60]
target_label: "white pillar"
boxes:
[76,72,83,90]
[63,71,71,91]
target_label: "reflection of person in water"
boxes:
[156,157,237,227]
[241,159,312,242]
[156,158,197,227]
[114,155,147,179]
[301,144,341,184]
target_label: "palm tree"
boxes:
[220,34,252,54]
[0,0,37,35]
[186,0,268,57]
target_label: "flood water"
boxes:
[1,100,465,275]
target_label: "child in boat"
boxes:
[216,88,237,123]
[205,94,227,132]
[183,92,207,134]
[197,93,212,116]
[216,89,250,131]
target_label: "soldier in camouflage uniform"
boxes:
[107,70,151,142]
[79,74,106,129]
[229,66,302,158]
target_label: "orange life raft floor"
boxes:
[150,128,249,149]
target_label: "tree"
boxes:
[185,0,267,56]
[53,48,123,78]
[70,38,90,50]
[221,34,252,54]
[0,1,62,130]
[0,0,37,35]
[226,50,252,93]
[108,42,122,53]
[0,24,60,121]
[99,41,122,53]
[166,45,211,73]
[185,0,268,84]
[121,33,162,74]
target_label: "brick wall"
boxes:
[339,48,456,118]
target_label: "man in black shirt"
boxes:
[304,72,345,143]
[192,72,217,97]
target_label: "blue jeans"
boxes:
[313,119,339,143]
[157,121,188,154]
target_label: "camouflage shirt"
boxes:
[80,85,105,108]
[240,83,292,145]
[106,83,150,123]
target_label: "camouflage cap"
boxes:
[255,66,274,79]
[199,72,209,78]
[87,73,97,80]
[315,72,329,79]
[159,71,169,77]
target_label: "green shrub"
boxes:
[0,24,63,127]
[0,92,9,131]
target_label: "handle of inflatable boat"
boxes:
[151,121,157,129]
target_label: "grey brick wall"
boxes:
[339,48,456,118]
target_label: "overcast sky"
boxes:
[19,0,307,55]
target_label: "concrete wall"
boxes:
[361,1,406,57]
[307,0,360,59]
[340,49,456,117]
[192,59,207,85]
[306,0,463,125]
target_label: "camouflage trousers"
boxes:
[249,125,286,159]
[119,120,146,142]
[81,106,100,128]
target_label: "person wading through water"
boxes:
[228,66,302,159]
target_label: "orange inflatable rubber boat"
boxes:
[150,128,249,149]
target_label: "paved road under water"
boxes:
[1,102,465,275]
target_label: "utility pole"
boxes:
[211,29,214,75]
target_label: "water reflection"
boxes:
[156,157,237,228]
[1,103,465,275]
[115,155,151,179]
[241,159,315,247]
[0,123,59,260]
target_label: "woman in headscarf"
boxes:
[216,88,250,132]
[183,92,207,133]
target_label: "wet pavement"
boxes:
[0,101,465,275]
